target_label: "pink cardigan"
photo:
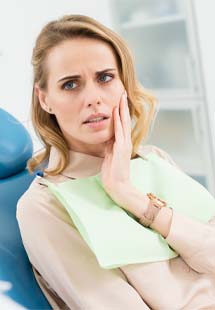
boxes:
[17,144,215,309]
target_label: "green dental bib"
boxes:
[42,153,215,269]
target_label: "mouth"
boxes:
[83,117,110,129]
[83,116,109,124]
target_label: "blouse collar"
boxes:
[47,144,145,179]
[47,146,104,179]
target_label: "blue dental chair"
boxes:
[0,108,51,309]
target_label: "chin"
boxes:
[89,137,111,145]
[89,130,113,143]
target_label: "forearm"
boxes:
[120,185,215,276]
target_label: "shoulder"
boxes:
[16,175,75,230]
[136,144,181,170]
[17,176,54,212]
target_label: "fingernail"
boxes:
[122,93,127,101]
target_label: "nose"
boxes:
[86,99,101,108]
[84,95,102,109]
[82,82,104,109]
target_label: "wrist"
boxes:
[117,184,149,219]
[150,207,173,238]
[114,184,173,238]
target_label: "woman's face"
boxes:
[36,37,125,156]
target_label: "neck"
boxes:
[68,142,108,158]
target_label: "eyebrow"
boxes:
[57,68,117,83]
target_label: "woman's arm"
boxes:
[16,180,150,310]
[125,145,215,276]
[164,209,215,275]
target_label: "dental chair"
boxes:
[0,108,51,309]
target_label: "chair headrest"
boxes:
[0,108,33,179]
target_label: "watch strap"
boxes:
[139,193,167,227]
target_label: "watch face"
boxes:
[155,200,165,208]
[147,193,156,200]
[147,193,167,208]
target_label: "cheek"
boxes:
[53,104,80,131]
[50,94,77,118]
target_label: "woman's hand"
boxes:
[100,89,133,207]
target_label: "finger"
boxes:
[105,137,115,158]
[114,105,124,142]
[120,92,129,124]
[120,92,132,140]
[103,140,113,169]
[105,138,114,154]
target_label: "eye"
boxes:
[62,80,78,90]
[99,73,114,83]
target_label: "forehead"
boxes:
[46,38,118,78]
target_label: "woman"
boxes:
[17,14,215,309]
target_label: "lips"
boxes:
[83,113,110,124]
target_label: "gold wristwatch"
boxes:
[139,193,167,227]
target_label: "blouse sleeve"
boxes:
[16,178,150,310]
[138,144,215,275]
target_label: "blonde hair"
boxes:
[28,14,158,176]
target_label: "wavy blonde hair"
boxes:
[28,14,158,176]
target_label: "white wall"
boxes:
[0,0,113,123]
[192,0,215,170]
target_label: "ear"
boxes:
[34,83,53,114]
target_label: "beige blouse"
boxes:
[16,144,215,310]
